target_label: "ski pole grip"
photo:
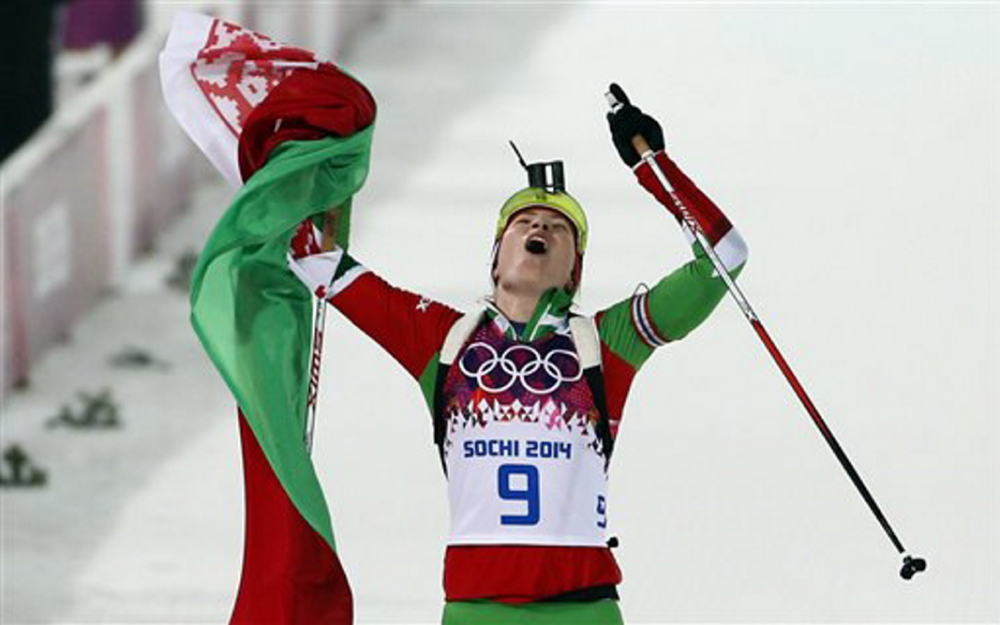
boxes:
[322,209,339,252]
[632,134,653,158]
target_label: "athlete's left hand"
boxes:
[606,83,665,168]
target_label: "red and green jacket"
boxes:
[288,149,748,602]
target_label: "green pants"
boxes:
[442,599,624,625]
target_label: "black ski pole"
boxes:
[606,83,926,580]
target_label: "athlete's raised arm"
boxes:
[596,86,749,423]
[287,222,462,382]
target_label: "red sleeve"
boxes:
[329,270,463,379]
[634,149,735,246]
[594,310,638,440]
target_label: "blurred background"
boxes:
[1,1,997,623]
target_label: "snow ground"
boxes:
[2,3,998,624]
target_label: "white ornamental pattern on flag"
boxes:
[191,18,319,138]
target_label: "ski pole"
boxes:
[606,88,926,581]
[304,301,326,455]
[303,208,341,454]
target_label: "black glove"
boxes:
[606,83,664,167]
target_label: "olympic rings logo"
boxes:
[458,342,582,395]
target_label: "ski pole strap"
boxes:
[321,204,352,252]
[323,211,338,252]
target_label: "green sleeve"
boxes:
[598,241,746,371]
[648,240,745,341]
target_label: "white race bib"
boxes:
[445,411,609,547]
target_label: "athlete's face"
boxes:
[494,207,577,295]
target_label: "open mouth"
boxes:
[525,236,547,255]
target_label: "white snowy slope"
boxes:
[2,3,997,624]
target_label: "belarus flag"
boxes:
[160,13,376,623]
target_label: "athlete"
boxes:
[287,86,748,624]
